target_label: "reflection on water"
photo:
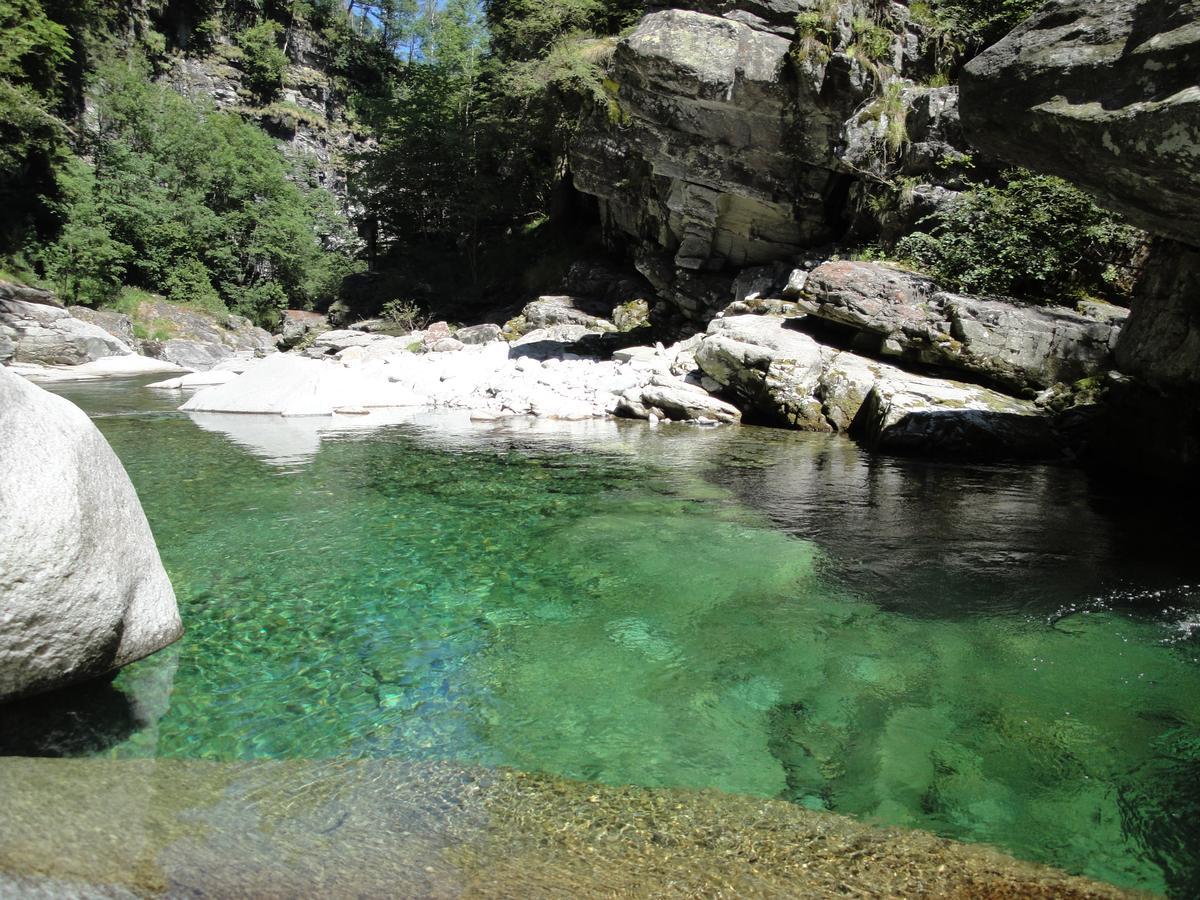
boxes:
[8,376,1199,897]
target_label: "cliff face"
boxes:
[959,0,1200,471]
[569,0,964,322]
[162,29,367,210]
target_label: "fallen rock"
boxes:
[515,296,616,334]
[278,310,329,350]
[313,329,388,351]
[697,316,830,430]
[799,261,1123,394]
[696,314,1056,457]
[421,321,454,347]
[854,368,1056,459]
[456,323,504,345]
[637,381,741,424]
[0,366,182,701]
[611,299,650,332]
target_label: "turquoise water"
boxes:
[6,379,1200,895]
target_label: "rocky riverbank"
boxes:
[149,255,1125,461]
[0,281,274,379]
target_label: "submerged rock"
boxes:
[0,367,182,702]
[0,757,1133,899]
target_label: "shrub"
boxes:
[910,0,1041,49]
[852,18,894,64]
[380,298,430,332]
[236,19,286,103]
[164,256,224,311]
[896,169,1143,300]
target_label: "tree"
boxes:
[44,60,360,322]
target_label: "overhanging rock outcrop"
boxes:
[959,0,1200,471]
[571,0,927,272]
[570,1,980,326]
[572,6,833,272]
[959,0,1200,246]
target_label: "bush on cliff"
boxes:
[896,169,1143,301]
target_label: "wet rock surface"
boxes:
[0,758,1134,899]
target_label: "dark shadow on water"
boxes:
[0,676,140,757]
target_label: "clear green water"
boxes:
[6,379,1200,896]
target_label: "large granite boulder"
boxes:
[515,296,616,334]
[797,261,1125,395]
[278,310,330,350]
[0,283,134,367]
[67,305,138,347]
[959,0,1200,245]
[0,367,182,702]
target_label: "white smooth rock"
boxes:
[0,367,182,701]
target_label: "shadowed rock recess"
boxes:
[960,0,1200,473]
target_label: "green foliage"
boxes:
[486,0,637,61]
[236,19,287,103]
[877,81,909,157]
[0,0,73,252]
[793,0,840,64]
[909,0,1041,49]
[380,298,430,331]
[896,169,1143,301]
[851,17,894,64]
[44,60,358,323]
